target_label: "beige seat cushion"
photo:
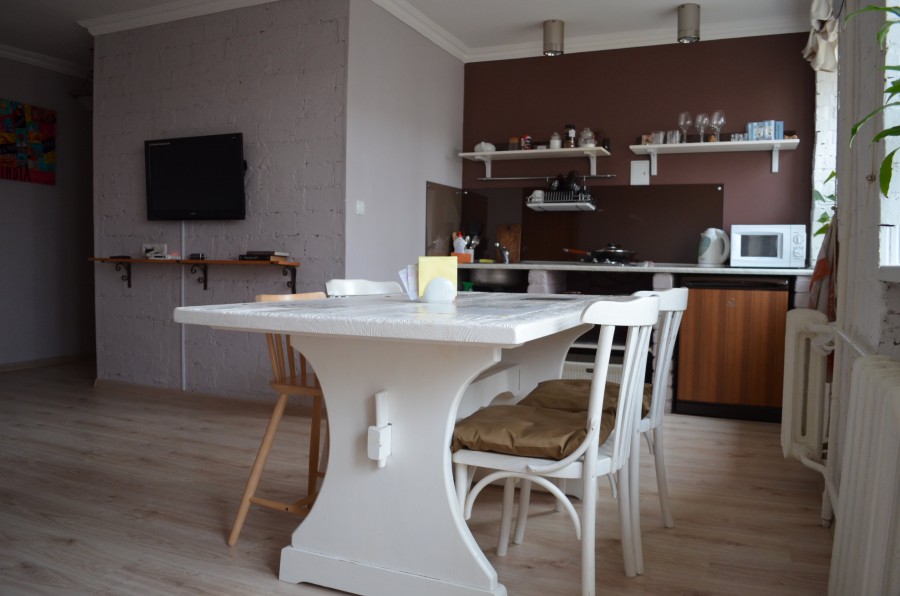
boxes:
[451,404,615,460]
[517,378,652,417]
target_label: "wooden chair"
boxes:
[513,287,689,574]
[452,296,659,595]
[325,279,402,297]
[227,291,327,546]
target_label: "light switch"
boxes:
[630,161,650,186]
[355,200,365,215]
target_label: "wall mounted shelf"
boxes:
[89,257,298,291]
[628,139,800,175]
[459,146,611,179]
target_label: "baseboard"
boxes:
[0,354,95,373]
[674,401,781,423]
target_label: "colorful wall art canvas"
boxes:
[0,98,57,185]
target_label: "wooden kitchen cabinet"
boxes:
[676,281,788,420]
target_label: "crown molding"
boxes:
[78,0,280,36]
[0,43,87,78]
[369,1,809,64]
[369,0,468,61]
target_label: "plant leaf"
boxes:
[879,147,899,196]
[851,102,900,146]
[824,170,837,184]
[872,125,900,142]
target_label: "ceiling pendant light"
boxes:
[677,3,700,44]
[543,19,564,56]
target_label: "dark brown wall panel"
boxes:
[462,33,814,251]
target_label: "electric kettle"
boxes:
[698,228,730,266]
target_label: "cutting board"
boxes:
[496,224,522,263]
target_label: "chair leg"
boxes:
[454,462,469,510]
[581,470,598,596]
[228,392,290,546]
[617,457,638,577]
[652,427,674,529]
[512,479,532,545]
[554,478,566,512]
[497,477,516,556]
[307,395,324,497]
[629,430,644,575]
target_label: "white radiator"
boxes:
[781,308,830,465]
[828,356,900,596]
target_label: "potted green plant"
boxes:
[814,171,837,236]
[848,4,900,196]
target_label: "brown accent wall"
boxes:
[462,33,815,260]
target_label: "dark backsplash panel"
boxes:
[462,184,724,264]
[573,184,724,263]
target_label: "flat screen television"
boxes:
[145,132,246,220]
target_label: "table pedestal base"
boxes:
[280,548,506,596]
[277,324,588,595]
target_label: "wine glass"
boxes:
[710,110,726,142]
[677,111,692,143]
[695,113,710,143]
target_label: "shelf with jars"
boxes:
[458,146,611,180]
[629,139,799,175]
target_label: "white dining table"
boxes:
[174,291,625,596]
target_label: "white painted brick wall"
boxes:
[811,70,838,265]
[93,0,349,398]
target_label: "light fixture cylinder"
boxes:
[677,3,700,44]
[543,19,564,56]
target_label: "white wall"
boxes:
[811,70,837,262]
[836,0,892,355]
[345,0,463,282]
[0,57,94,367]
[92,0,349,396]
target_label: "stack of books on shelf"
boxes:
[238,250,291,262]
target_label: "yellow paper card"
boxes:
[417,256,457,298]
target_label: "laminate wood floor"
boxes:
[0,362,832,595]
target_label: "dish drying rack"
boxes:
[526,190,596,212]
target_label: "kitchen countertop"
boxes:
[459,261,814,276]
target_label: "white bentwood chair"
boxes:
[451,296,659,596]
[513,287,689,574]
[228,291,327,546]
[325,279,402,297]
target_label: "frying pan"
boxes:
[563,243,637,263]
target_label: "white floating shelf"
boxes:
[459,146,610,178]
[628,139,800,175]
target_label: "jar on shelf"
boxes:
[549,131,562,149]
[578,128,596,147]
[564,124,577,148]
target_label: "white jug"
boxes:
[698,228,730,266]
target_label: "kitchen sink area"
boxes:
[467,266,527,290]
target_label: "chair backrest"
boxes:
[633,288,689,428]
[325,279,403,297]
[584,296,658,472]
[533,296,659,478]
[255,292,326,386]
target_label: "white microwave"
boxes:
[730,224,807,268]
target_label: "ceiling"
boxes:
[0,0,812,78]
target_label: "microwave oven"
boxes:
[730,224,807,268]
